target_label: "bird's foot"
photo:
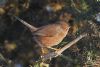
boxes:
[48,47,60,51]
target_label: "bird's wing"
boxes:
[33,24,62,37]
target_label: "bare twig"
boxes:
[0,53,6,61]
[41,33,87,60]
[71,0,81,13]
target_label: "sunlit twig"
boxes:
[41,33,87,60]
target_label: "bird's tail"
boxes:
[8,13,38,32]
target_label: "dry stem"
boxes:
[41,33,87,60]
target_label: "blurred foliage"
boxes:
[0,0,100,67]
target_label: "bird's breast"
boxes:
[37,30,68,47]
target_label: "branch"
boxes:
[41,33,87,60]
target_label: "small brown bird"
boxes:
[13,13,71,52]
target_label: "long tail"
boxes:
[11,14,38,32]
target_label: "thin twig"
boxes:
[71,0,81,13]
[41,33,87,60]
[56,33,87,55]
[0,53,6,61]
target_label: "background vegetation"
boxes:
[0,0,100,67]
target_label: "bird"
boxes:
[12,13,71,53]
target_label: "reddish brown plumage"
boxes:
[14,13,72,49]
[33,21,70,48]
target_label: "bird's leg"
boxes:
[41,47,49,56]
[47,47,60,51]
[41,47,45,54]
